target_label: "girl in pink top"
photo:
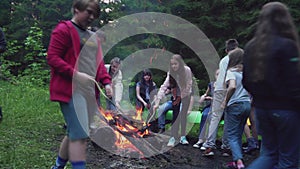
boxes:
[154,54,193,147]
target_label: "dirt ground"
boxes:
[86,135,259,169]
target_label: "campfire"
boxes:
[90,107,168,158]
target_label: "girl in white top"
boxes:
[154,54,192,147]
[221,48,251,169]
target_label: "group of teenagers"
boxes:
[135,39,255,169]
[47,0,300,169]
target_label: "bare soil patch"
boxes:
[86,136,259,169]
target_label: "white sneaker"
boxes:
[200,146,206,151]
[167,137,176,147]
[179,136,189,145]
[193,140,202,148]
[90,122,97,129]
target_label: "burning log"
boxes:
[90,117,117,152]
[91,109,172,158]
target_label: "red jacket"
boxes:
[47,20,111,103]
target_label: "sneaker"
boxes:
[179,136,189,145]
[167,137,176,147]
[203,147,214,156]
[236,161,245,169]
[193,140,203,148]
[243,138,259,154]
[221,148,232,157]
[223,161,237,169]
[200,146,206,151]
[90,122,97,129]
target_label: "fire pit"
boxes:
[90,107,171,158]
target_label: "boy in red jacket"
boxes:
[47,0,112,168]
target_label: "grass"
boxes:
[0,80,64,169]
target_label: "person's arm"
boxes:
[47,23,76,78]
[154,73,170,107]
[136,83,147,107]
[96,61,112,98]
[280,40,300,106]
[199,86,210,104]
[114,71,123,108]
[181,66,193,98]
[221,72,236,109]
[222,79,236,107]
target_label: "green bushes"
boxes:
[0,24,49,87]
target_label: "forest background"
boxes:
[1,0,300,168]
[1,0,300,90]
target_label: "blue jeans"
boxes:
[198,105,213,140]
[200,105,210,133]
[225,101,251,161]
[247,108,300,169]
[106,98,116,111]
[157,101,172,129]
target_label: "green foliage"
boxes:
[0,39,22,82]
[1,24,49,86]
[1,0,300,91]
[21,24,49,87]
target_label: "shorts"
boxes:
[60,92,98,141]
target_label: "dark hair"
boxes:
[225,39,239,53]
[227,48,244,69]
[250,2,300,81]
[141,69,152,82]
[139,69,155,99]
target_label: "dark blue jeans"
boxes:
[197,105,213,140]
[157,100,173,129]
[199,105,210,134]
[106,98,116,111]
[225,101,251,161]
[247,108,300,169]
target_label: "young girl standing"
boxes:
[154,54,192,147]
[222,48,251,169]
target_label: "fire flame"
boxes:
[133,107,143,121]
[97,107,151,158]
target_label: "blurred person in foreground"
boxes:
[47,0,112,168]
[243,2,300,169]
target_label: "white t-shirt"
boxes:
[225,69,251,106]
[215,55,229,91]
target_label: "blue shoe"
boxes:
[167,137,176,147]
[51,165,65,169]
[179,136,189,145]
